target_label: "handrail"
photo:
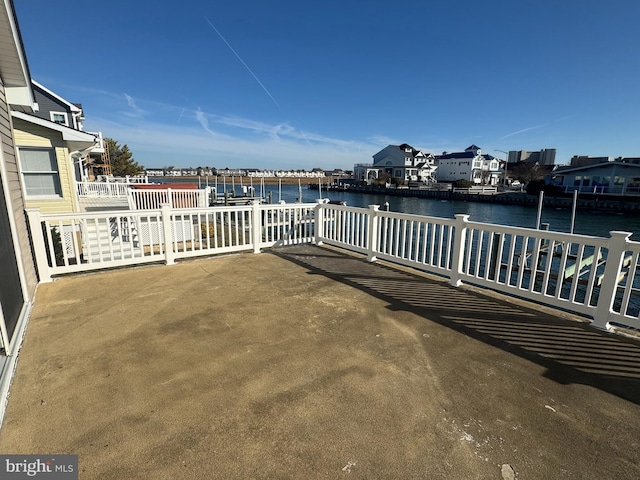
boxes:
[26,203,640,333]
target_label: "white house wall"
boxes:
[436,159,473,182]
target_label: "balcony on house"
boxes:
[2,202,640,478]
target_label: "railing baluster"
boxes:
[569,244,586,303]
[28,203,639,332]
[516,235,528,289]
[619,250,639,316]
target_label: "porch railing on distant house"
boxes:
[560,185,640,195]
[452,186,498,194]
[76,181,130,198]
[77,176,151,198]
[26,202,640,333]
[126,187,212,210]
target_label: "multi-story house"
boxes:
[436,145,501,185]
[11,81,102,213]
[354,144,437,184]
[0,0,40,364]
[28,81,106,179]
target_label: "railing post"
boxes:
[25,208,52,283]
[252,202,262,254]
[367,205,380,262]
[167,188,173,209]
[161,203,175,265]
[449,214,470,287]
[314,201,324,245]
[591,231,632,330]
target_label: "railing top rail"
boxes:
[464,219,615,246]
[170,205,252,213]
[376,208,458,225]
[321,203,458,225]
[321,203,630,246]
[128,188,206,193]
[263,202,317,209]
[36,209,164,221]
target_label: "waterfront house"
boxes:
[549,162,640,195]
[28,80,106,180]
[568,155,640,167]
[436,145,501,185]
[0,0,39,360]
[355,144,437,184]
[11,109,99,213]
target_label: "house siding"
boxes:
[12,118,79,213]
[32,87,74,127]
[552,163,640,193]
[0,81,38,342]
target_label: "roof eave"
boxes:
[11,111,98,144]
[31,80,82,112]
[1,0,36,110]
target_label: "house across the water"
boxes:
[435,145,502,185]
[549,161,640,195]
[354,143,437,184]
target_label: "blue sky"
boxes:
[16,0,640,170]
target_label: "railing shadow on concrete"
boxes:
[271,245,640,405]
[27,202,640,334]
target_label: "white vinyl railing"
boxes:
[26,202,316,278]
[126,187,212,210]
[315,204,640,332]
[26,203,640,333]
[77,181,130,197]
[452,186,498,194]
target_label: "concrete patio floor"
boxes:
[1,244,639,479]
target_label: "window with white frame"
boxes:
[19,148,63,197]
[50,111,68,126]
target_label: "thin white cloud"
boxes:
[195,108,210,131]
[69,85,379,169]
[366,135,402,146]
[497,124,546,141]
[124,93,136,108]
[192,109,362,150]
[87,106,378,170]
[123,93,145,117]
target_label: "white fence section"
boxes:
[77,181,130,198]
[26,202,317,278]
[126,187,212,210]
[26,203,640,333]
[452,186,498,194]
[315,204,640,332]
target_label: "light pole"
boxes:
[495,149,509,187]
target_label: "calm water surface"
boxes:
[261,184,640,240]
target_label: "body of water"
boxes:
[150,178,640,240]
